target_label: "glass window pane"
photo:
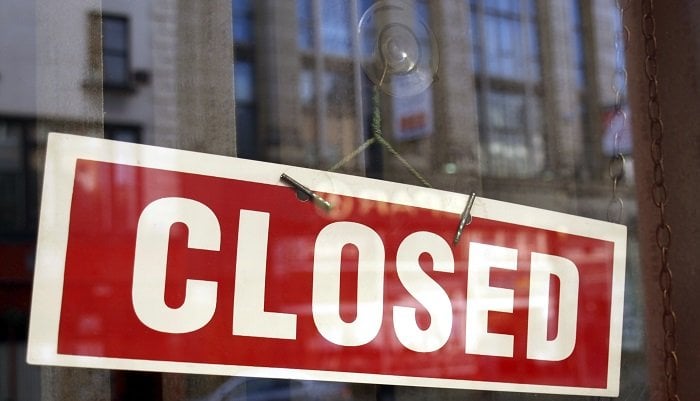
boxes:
[0,124,21,172]
[235,105,257,158]
[357,0,374,16]
[528,21,541,79]
[0,172,24,232]
[415,0,430,49]
[297,0,313,50]
[106,127,140,143]
[486,0,520,14]
[484,14,501,76]
[234,61,255,102]
[234,59,257,160]
[321,0,351,55]
[103,55,128,83]
[323,70,353,111]
[0,122,26,233]
[103,54,129,84]
[299,68,315,108]
[572,0,586,89]
[322,70,334,97]
[469,4,481,72]
[5,0,657,399]
[233,0,253,43]
[102,16,129,86]
[102,17,126,51]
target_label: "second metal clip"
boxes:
[453,192,476,246]
[280,173,332,212]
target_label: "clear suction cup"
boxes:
[358,0,439,97]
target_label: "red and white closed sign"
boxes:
[28,133,626,396]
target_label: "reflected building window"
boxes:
[321,0,352,56]
[233,0,258,159]
[298,68,318,165]
[415,0,430,45]
[105,125,141,143]
[299,0,354,56]
[234,60,258,159]
[469,0,544,177]
[571,0,586,90]
[0,120,36,237]
[298,0,314,51]
[571,0,593,178]
[299,69,316,109]
[295,0,366,169]
[358,0,376,54]
[102,15,131,89]
[233,0,254,45]
[234,61,255,103]
[323,70,354,115]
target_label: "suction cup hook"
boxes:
[358,0,439,97]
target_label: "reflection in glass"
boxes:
[202,377,353,401]
[0,122,26,233]
[234,60,257,159]
[298,0,314,51]
[233,0,254,44]
[300,69,315,108]
[470,0,543,177]
[321,0,352,56]
[234,61,255,103]
[102,15,130,87]
[0,0,653,399]
[571,0,586,89]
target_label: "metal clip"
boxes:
[453,192,476,246]
[280,173,332,212]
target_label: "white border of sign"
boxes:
[27,133,626,396]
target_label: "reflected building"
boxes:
[233,1,634,219]
[0,0,645,400]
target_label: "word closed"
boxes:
[133,199,579,363]
[28,133,626,397]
